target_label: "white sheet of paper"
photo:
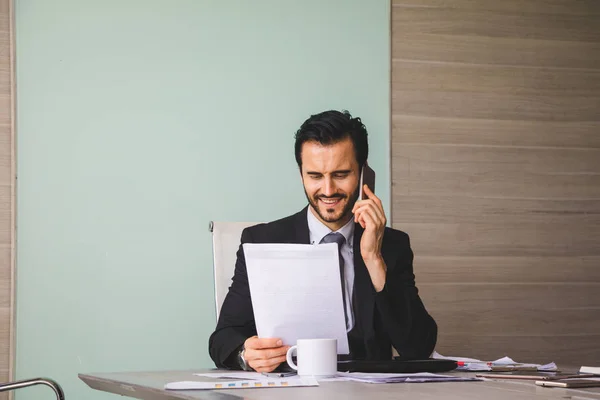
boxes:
[243,243,349,354]
[165,377,318,390]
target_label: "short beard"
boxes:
[304,185,360,225]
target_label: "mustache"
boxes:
[316,194,346,200]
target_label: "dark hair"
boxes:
[294,110,369,169]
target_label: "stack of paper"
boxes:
[334,372,481,384]
[432,351,558,372]
[536,377,600,388]
[166,373,317,390]
[580,366,600,375]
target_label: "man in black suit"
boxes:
[209,110,437,372]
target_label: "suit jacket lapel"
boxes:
[291,206,311,244]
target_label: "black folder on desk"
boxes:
[337,358,457,373]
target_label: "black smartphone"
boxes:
[359,163,376,200]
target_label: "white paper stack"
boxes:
[580,366,600,375]
[166,373,317,390]
[432,351,558,372]
[334,372,481,384]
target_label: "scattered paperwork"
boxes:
[189,370,480,386]
[432,351,558,372]
[333,372,481,384]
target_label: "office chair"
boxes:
[209,221,260,320]
[0,377,64,400]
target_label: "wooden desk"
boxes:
[79,369,600,400]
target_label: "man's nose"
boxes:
[323,177,337,196]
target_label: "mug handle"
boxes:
[286,345,298,371]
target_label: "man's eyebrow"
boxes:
[306,170,352,175]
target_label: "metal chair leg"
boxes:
[0,377,64,400]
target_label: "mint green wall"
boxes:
[15,1,390,399]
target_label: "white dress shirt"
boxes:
[307,207,355,332]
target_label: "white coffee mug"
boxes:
[286,338,337,378]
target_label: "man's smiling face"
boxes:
[300,137,360,231]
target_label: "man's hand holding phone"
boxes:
[353,164,387,292]
[243,336,290,373]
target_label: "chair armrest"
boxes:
[0,377,64,400]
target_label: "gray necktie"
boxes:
[320,232,348,326]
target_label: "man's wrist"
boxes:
[364,256,387,292]
[237,345,253,371]
[362,252,384,265]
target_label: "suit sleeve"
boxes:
[208,227,257,369]
[373,232,437,359]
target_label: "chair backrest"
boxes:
[210,221,261,321]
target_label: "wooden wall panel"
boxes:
[394,90,600,121]
[391,1,600,366]
[0,0,13,394]
[404,222,600,257]
[392,116,600,148]
[394,146,600,199]
[393,8,600,42]
[393,35,600,69]
[416,256,600,283]
[393,61,600,96]
[392,0,600,16]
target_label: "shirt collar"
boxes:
[307,207,355,246]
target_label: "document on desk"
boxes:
[243,243,349,354]
[333,372,482,384]
[432,351,558,372]
[165,376,318,390]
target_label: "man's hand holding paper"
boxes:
[243,336,290,373]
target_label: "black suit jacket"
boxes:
[208,207,437,368]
